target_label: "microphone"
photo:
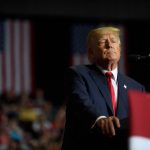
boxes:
[128,54,150,61]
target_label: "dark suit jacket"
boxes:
[61,64,145,150]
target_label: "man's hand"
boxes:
[96,116,120,137]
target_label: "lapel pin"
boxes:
[124,84,127,89]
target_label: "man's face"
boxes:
[92,32,121,64]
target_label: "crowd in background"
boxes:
[0,89,66,150]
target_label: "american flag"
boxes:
[0,19,33,95]
[70,23,127,74]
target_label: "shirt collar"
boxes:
[97,65,118,82]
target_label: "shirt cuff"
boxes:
[91,116,107,128]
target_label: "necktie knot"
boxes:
[105,72,113,78]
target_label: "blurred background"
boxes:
[0,0,150,149]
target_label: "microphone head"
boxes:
[128,54,142,61]
[128,54,150,64]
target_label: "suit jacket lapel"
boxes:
[89,65,114,113]
[116,73,128,118]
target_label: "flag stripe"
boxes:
[10,20,15,93]
[0,19,33,95]
[5,20,12,92]
[23,21,31,93]
[129,90,150,138]
[129,136,150,150]
[72,54,89,65]
[14,21,21,94]
[20,21,24,93]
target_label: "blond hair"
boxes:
[87,26,121,63]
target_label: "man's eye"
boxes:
[111,39,117,43]
[99,40,105,44]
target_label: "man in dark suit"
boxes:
[61,26,145,150]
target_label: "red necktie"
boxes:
[105,72,116,115]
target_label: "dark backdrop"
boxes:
[32,18,150,104]
[1,0,150,104]
[34,18,70,105]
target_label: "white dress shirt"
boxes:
[91,66,118,128]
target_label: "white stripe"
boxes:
[129,136,150,150]
[0,54,2,94]
[14,20,21,94]
[23,21,31,93]
[5,20,12,91]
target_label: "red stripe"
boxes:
[129,90,150,138]
[10,20,15,93]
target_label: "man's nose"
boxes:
[105,40,113,49]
